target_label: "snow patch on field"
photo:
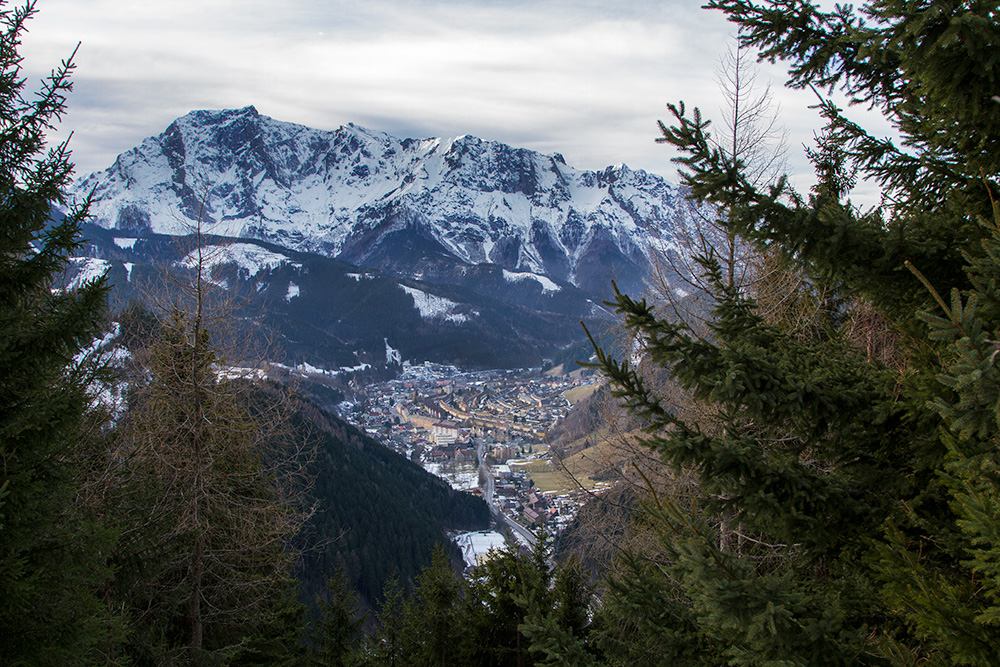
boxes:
[285,282,300,301]
[400,285,468,323]
[502,269,561,294]
[452,530,511,569]
[177,243,300,278]
[423,461,479,491]
[113,237,138,249]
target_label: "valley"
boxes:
[338,361,609,566]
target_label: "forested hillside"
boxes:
[74,224,595,372]
[284,393,490,609]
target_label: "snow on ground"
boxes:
[422,461,479,491]
[68,257,110,290]
[124,262,134,282]
[75,322,120,364]
[113,237,138,250]
[395,360,461,382]
[400,285,468,323]
[453,530,510,569]
[176,242,300,277]
[75,323,129,421]
[297,361,370,376]
[502,269,561,294]
[285,282,300,301]
[385,338,402,365]
[214,365,268,381]
[270,360,371,379]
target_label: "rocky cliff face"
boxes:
[73,106,703,301]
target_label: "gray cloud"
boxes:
[18,0,892,204]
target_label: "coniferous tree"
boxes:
[401,545,464,667]
[592,0,1000,665]
[363,575,407,667]
[461,538,550,667]
[519,548,598,667]
[310,568,366,667]
[232,586,310,667]
[0,3,114,663]
[452,533,599,667]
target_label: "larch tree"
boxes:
[0,2,114,664]
[107,213,306,664]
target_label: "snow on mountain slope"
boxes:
[400,285,469,323]
[176,242,300,276]
[66,257,110,290]
[502,269,561,294]
[72,106,705,299]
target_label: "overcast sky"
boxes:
[20,0,888,196]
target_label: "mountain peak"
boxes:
[176,105,261,127]
[73,108,706,299]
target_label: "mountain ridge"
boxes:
[72,105,704,301]
[66,107,708,378]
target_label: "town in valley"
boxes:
[337,361,608,565]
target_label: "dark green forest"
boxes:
[283,392,490,608]
[3,0,1000,665]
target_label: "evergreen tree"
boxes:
[454,533,599,667]
[310,568,366,667]
[461,538,550,667]
[232,586,310,667]
[0,2,114,663]
[593,0,1000,664]
[401,545,464,667]
[363,575,407,667]
[519,548,598,667]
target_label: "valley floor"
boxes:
[338,362,607,566]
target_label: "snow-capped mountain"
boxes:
[66,107,710,381]
[72,106,702,300]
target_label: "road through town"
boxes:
[477,440,536,547]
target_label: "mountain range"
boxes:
[66,106,706,383]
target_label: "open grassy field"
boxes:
[508,457,572,493]
[510,429,637,493]
[562,383,601,406]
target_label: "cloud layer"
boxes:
[19,0,890,200]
